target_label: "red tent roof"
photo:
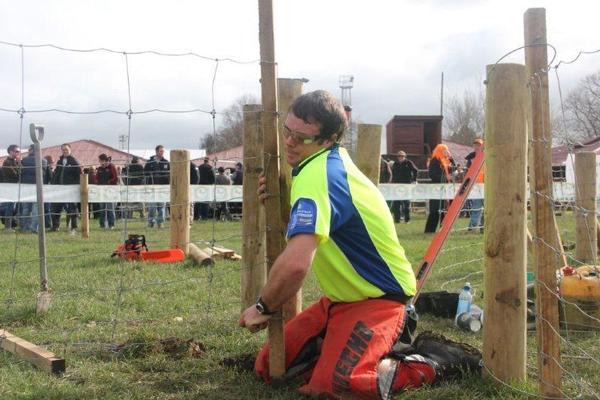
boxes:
[442,139,473,167]
[552,136,600,165]
[193,145,243,169]
[0,139,139,169]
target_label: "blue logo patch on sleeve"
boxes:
[288,198,317,235]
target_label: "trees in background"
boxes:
[443,88,484,145]
[200,94,258,153]
[556,70,600,143]
[443,69,600,147]
[203,70,600,152]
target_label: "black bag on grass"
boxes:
[414,291,459,319]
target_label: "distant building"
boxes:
[385,115,443,169]
[193,145,242,169]
[129,148,205,162]
[552,136,600,182]
[0,142,207,168]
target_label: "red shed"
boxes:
[385,115,443,168]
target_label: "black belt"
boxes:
[379,293,412,305]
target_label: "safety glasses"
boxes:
[282,124,321,145]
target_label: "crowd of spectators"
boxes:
[380,139,484,234]
[0,143,245,232]
[3,140,483,234]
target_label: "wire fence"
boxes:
[0,39,269,379]
[422,42,600,399]
[1,36,600,400]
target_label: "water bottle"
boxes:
[454,282,472,326]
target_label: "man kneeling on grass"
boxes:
[239,90,481,399]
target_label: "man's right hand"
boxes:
[239,304,271,333]
[257,174,268,205]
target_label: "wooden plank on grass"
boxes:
[0,329,65,374]
[210,246,235,257]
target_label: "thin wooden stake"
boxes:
[277,78,304,322]
[30,124,51,314]
[258,0,285,380]
[80,174,89,239]
[524,8,562,397]
[356,124,382,185]
[241,104,266,310]
[574,152,597,264]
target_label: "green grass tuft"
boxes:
[0,212,598,399]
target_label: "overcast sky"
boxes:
[0,0,599,151]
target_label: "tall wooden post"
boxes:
[524,8,562,397]
[278,78,304,321]
[356,124,382,185]
[80,174,89,239]
[258,0,285,380]
[482,63,528,382]
[241,104,266,310]
[169,150,190,255]
[575,152,597,264]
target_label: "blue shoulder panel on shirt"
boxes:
[287,198,317,238]
[326,148,404,295]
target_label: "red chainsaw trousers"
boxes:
[255,296,434,399]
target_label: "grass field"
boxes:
[0,211,598,399]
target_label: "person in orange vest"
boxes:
[424,144,454,233]
[466,138,484,232]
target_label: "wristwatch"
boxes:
[255,297,274,315]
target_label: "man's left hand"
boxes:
[239,305,271,333]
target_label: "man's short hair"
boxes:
[155,145,164,152]
[289,90,348,142]
[7,144,19,153]
[28,144,35,153]
[397,151,407,157]
[61,143,71,150]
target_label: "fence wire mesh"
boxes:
[1,38,599,400]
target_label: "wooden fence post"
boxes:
[241,104,266,310]
[80,174,89,239]
[356,124,382,185]
[170,150,190,255]
[278,78,304,321]
[575,152,597,264]
[524,8,562,396]
[259,0,285,380]
[483,63,528,383]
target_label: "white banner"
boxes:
[0,182,579,203]
[0,184,80,203]
[378,183,486,201]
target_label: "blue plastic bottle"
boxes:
[454,282,472,326]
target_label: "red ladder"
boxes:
[413,149,485,301]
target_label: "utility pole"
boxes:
[339,75,356,154]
